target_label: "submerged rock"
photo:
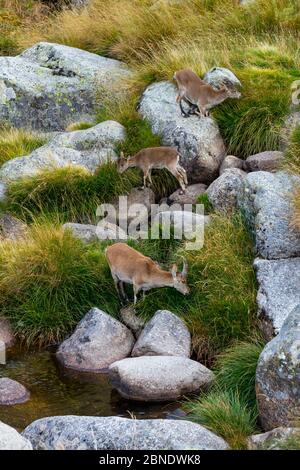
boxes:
[0,121,125,182]
[256,305,300,431]
[0,421,32,450]
[254,257,300,338]
[139,81,225,184]
[56,308,134,372]
[237,171,300,259]
[132,310,191,358]
[0,378,30,405]
[109,356,214,401]
[23,415,229,450]
[0,42,130,131]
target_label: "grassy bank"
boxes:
[14,0,300,158]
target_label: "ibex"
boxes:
[117,146,188,193]
[105,242,189,305]
[173,68,241,117]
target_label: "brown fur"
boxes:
[117,146,188,192]
[174,68,241,117]
[106,242,189,304]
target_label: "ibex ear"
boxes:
[171,264,177,280]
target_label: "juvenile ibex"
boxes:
[106,242,189,305]
[117,146,188,193]
[174,68,241,117]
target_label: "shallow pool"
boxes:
[0,349,182,432]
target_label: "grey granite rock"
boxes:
[247,427,300,450]
[168,183,207,206]
[207,168,246,213]
[0,378,30,405]
[237,171,300,259]
[256,305,300,431]
[132,310,191,357]
[56,308,135,372]
[23,415,229,450]
[109,356,214,401]
[219,155,245,174]
[0,421,32,450]
[203,67,242,89]
[0,318,15,348]
[139,81,225,184]
[254,257,300,338]
[245,151,283,173]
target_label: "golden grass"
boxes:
[292,188,300,231]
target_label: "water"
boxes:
[0,349,182,432]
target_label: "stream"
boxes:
[0,349,182,432]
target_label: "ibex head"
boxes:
[117,151,131,173]
[171,258,190,295]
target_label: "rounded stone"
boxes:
[0,378,30,405]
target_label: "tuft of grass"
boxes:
[214,338,265,410]
[184,390,257,449]
[0,127,46,166]
[284,124,300,173]
[136,213,257,362]
[0,223,119,347]
[65,121,95,131]
[3,161,141,223]
[292,188,300,232]
[267,432,300,450]
[197,193,214,215]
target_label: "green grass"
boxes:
[65,121,95,131]
[197,193,214,215]
[136,213,257,362]
[0,127,46,166]
[214,338,265,410]
[184,389,257,449]
[0,223,119,347]
[284,124,300,173]
[2,162,141,223]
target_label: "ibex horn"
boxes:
[181,257,188,278]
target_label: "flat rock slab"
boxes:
[254,258,300,338]
[0,42,130,131]
[256,305,300,431]
[0,378,30,405]
[0,121,125,182]
[56,307,135,372]
[237,171,300,259]
[0,421,32,450]
[139,81,225,184]
[132,310,191,357]
[109,356,214,401]
[23,415,228,450]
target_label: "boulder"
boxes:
[0,182,7,202]
[207,168,246,213]
[63,221,127,243]
[256,305,300,431]
[0,317,15,348]
[0,214,27,240]
[119,306,146,338]
[247,427,300,450]
[153,210,210,240]
[23,415,229,450]
[109,187,155,226]
[0,121,125,182]
[139,81,225,184]
[56,308,135,372]
[132,310,191,358]
[237,171,300,259]
[219,155,245,174]
[109,356,214,401]
[203,67,242,90]
[167,183,207,206]
[0,421,32,450]
[0,378,30,405]
[254,258,300,339]
[0,42,130,131]
[244,151,283,173]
